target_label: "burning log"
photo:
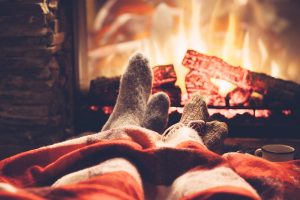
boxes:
[90,76,120,106]
[251,73,300,107]
[152,64,181,106]
[90,65,181,106]
[227,88,252,107]
[152,64,177,87]
[183,50,300,108]
[183,50,251,89]
[152,83,181,106]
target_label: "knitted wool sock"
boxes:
[101,53,152,131]
[203,121,228,152]
[179,92,228,152]
[142,92,170,133]
[179,92,209,125]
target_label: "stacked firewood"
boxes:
[0,0,72,156]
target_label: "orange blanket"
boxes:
[0,126,299,199]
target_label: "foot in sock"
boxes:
[166,92,228,152]
[179,92,209,125]
[142,92,170,133]
[203,121,228,152]
[101,53,153,131]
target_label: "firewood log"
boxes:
[183,50,300,108]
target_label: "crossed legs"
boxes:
[101,53,227,150]
[101,53,170,134]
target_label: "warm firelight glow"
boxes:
[210,78,236,97]
[271,60,281,78]
[87,0,295,112]
[169,107,271,119]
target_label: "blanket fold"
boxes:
[1,126,299,199]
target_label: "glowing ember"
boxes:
[100,106,271,119]
[85,0,300,118]
[87,0,299,87]
[152,64,177,87]
[282,109,292,116]
[210,78,236,97]
[169,107,271,119]
[183,50,252,106]
[89,105,99,112]
[102,106,113,115]
[208,109,271,119]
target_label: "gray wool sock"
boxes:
[179,92,209,125]
[142,92,170,133]
[179,92,228,152]
[101,53,153,131]
[203,121,228,152]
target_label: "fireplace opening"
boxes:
[74,0,300,138]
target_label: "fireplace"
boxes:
[72,0,300,138]
[0,0,300,159]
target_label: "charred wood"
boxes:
[90,70,181,106]
[251,72,300,107]
[152,83,181,106]
[153,64,177,87]
[183,50,300,108]
[89,76,120,106]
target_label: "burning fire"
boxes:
[87,0,296,114]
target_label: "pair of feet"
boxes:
[101,53,228,152]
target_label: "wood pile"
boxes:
[0,0,73,156]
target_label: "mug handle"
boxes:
[254,148,262,157]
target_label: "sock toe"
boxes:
[101,53,153,131]
[142,92,170,133]
[180,92,209,125]
[203,121,228,151]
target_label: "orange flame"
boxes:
[88,0,289,102]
